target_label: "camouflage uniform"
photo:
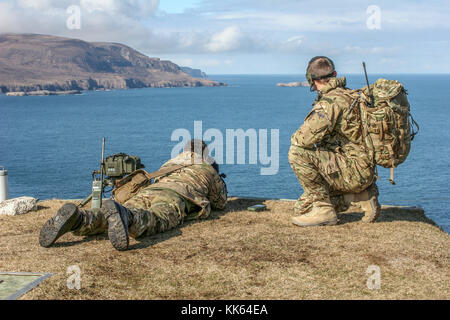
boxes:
[73,151,228,238]
[289,77,375,214]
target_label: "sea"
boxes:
[1,74,449,233]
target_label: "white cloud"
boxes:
[205,26,244,52]
[17,0,53,10]
[343,46,401,55]
[79,0,159,18]
[201,59,221,67]
[2,0,160,29]
[282,35,304,50]
[210,3,450,32]
[171,58,194,67]
[0,0,449,73]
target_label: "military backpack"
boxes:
[357,79,419,183]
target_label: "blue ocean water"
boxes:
[1,74,449,233]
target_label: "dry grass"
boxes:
[0,198,448,300]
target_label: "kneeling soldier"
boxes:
[289,56,380,227]
[39,140,228,251]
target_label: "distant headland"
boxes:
[0,33,225,95]
[277,81,309,87]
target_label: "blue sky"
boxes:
[0,0,449,74]
[159,0,200,13]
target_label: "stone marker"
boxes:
[0,197,39,216]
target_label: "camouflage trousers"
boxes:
[73,189,188,239]
[288,145,375,213]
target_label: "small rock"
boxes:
[277,81,309,87]
[0,197,39,216]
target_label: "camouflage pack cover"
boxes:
[113,170,152,204]
[359,79,417,168]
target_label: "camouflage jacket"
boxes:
[147,152,228,219]
[291,77,374,168]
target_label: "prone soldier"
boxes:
[39,140,228,251]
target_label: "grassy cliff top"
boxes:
[0,198,448,300]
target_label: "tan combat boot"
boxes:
[343,183,381,223]
[292,200,338,227]
[294,193,313,215]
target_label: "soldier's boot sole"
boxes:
[291,217,338,227]
[39,203,80,248]
[104,200,129,251]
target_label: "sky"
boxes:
[0,0,449,74]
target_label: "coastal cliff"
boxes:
[0,34,225,94]
[180,67,208,79]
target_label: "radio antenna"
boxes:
[363,62,374,107]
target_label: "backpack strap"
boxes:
[410,114,420,141]
[345,96,360,119]
[390,167,396,185]
[115,164,193,188]
[357,95,376,167]
[145,164,193,180]
[112,164,195,204]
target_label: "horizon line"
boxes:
[207,73,450,76]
